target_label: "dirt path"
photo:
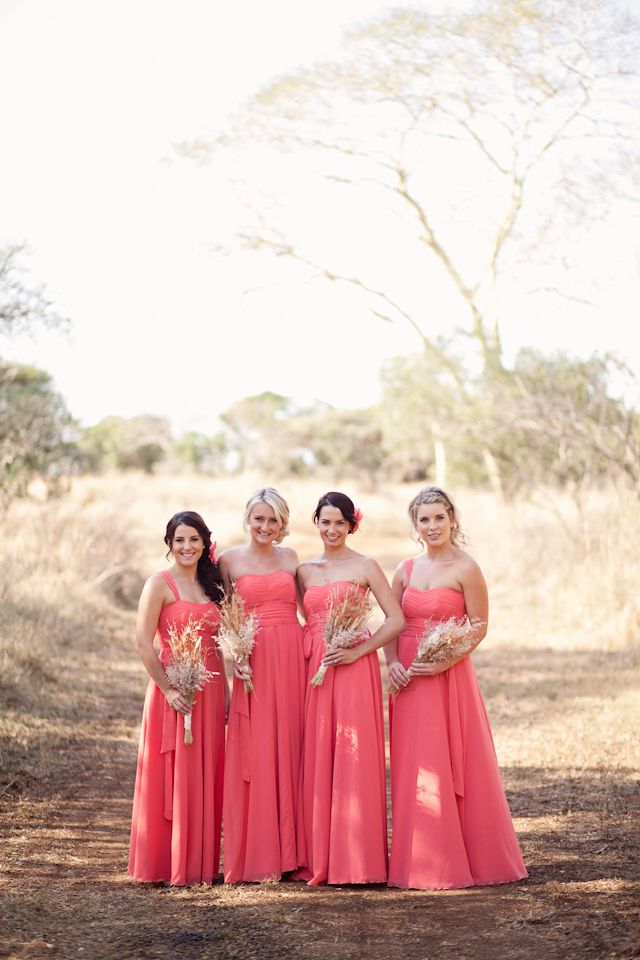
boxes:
[1,621,639,960]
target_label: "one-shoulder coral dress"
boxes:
[223,570,306,882]
[295,581,388,886]
[388,559,528,890]
[129,570,225,885]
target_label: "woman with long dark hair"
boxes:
[295,491,405,886]
[128,510,227,886]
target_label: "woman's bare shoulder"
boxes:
[455,548,484,581]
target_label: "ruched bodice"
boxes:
[302,584,327,622]
[235,570,298,626]
[303,580,365,622]
[399,587,466,666]
[402,586,466,627]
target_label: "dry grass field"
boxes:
[1,473,639,960]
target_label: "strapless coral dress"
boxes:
[223,570,305,882]
[295,581,388,886]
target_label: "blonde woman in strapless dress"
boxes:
[386,486,528,890]
[295,491,405,887]
[218,487,306,883]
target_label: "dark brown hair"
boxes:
[313,491,358,533]
[164,511,223,603]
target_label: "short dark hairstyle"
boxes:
[312,491,358,533]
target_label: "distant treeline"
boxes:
[2,345,639,514]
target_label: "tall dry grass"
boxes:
[1,472,638,788]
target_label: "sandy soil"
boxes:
[1,614,638,960]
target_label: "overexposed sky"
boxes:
[1,0,639,434]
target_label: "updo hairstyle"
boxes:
[242,487,290,543]
[313,491,358,533]
[408,486,467,546]
[164,510,224,603]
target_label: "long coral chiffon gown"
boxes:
[223,571,305,882]
[388,559,528,890]
[296,581,388,886]
[128,570,225,886]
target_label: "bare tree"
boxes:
[180,0,640,491]
[182,0,639,377]
[0,244,67,337]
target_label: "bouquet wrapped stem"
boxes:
[216,591,259,695]
[165,614,219,745]
[390,616,485,695]
[310,584,371,686]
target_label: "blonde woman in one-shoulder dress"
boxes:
[386,486,528,890]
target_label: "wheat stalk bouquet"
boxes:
[310,584,371,686]
[165,614,219,744]
[216,591,259,693]
[390,616,485,695]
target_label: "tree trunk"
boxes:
[483,448,503,497]
[434,436,447,488]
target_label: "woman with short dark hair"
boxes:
[295,491,405,886]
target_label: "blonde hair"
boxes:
[408,485,467,546]
[243,487,290,544]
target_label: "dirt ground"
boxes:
[1,478,639,960]
[1,618,639,960]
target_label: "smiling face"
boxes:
[316,504,350,549]
[415,502,453,548]
[171,524,205,567]
[248,501,282,545]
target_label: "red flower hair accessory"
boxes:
[352,508,363,533]
[209,541,218,564]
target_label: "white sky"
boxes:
[1,0,639,434]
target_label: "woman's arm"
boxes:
[385,563,411,690]
[295,563,309,621]
[216,551,252,684]
[285,550,306,622]
[322,558,405,666]
[135,576,191,714]
[216,552,234,597]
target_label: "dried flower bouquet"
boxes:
[390,616,485,695]
[216,591,259,694]
[165,614,219,744]
[310,583,371,686]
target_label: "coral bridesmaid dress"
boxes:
[128,570,225,886]
[388,559,528,890]
[223,571,305,882]
[296,581,388,886]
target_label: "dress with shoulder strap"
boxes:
[388,558,527,889]
[128,570,225,885]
